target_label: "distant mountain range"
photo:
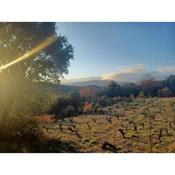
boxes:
[33,79,130,96]
[35,82,104,95]
[63,80,110,87]
[62,79,128,87]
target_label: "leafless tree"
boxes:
[59,124,63,133]
[68,126,81,138]
[164,128,170,136]
[158,129,163,143]
[141,122,144,129]
[68,126,76,133]
[72,124,76,129]
[69,117,74,123]
[114,112,120,119]
[101,141,119,153]
[91,117,97,123]
[106,117,112,124]
[86,121,91,130]
[43,125,49,132]
[146,106,153,153]
[118,129,126,139]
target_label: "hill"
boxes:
[62,79,130,87]
[34,82,104,95]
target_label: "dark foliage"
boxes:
[0,22,73,83]
[100,75,175,98]
[48,92,82,118]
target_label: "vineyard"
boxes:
[39,97,175,153]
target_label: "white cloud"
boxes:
[61,76,101,84]
[102,64,147,81]
[158,65,175,74]
[103,65,175,82]
[61,64,175,84]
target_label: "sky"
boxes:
[56,22,175,83]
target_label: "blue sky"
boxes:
[56,22,175,83]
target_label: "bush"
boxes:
[97,95,112,107]
[93,103,101,113]
[114,103,118,108]
[105,81,122,97]
[65,106,75,117]
[97,108,104,115]
[138,91,145,98]
[77,107,83,115]
[130,94,135,101]
[125,96,134,103]
[48,92,83,119]
[83,102,93,114]
[157,87,172,97]
[35,115,55,124]
[0,115,41,152]
[107,106,112,112]
[48,96,70,116]
[68,92,81,110]
[59,108,66,118]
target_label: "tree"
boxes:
[79,87,96,99]
[162,87,172,97]
[138,91,145,98]
[0,22,74,83]
[139,78,162,97]
[65,106,75,117]
[106,81,121,97]
[68,92,81,111]
[157,87,172,97]
[157,89,163,97]
[121,82,141,97]
[97,95,111,107]
[165,75,175,96]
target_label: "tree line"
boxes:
[99,75,175,98]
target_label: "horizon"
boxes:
[56,22,175,84]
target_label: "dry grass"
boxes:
[40,97,175,153]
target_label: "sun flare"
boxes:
[0,34,58,72]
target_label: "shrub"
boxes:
[65,106,75,117]
[93,103,101,113]
[83,102,93,114]
[97,95,112,107]
[107,106,112,112]
[48,92,82,118]
[97,108,104,115]
[114,103,118,108]
[125,96,134,103]
[79,87,96,99]
[130,94,135,101]
[68,92,81,110]
[48,96,70,116]
[59,108,66,118]
[112,96,122,103]
[105,81,122,97]
[112,97,118,104]
[138,91,145,98]
[35,115,55,124]
[0,115,41,152]
[77,107,83,115]
[157,87,172,97]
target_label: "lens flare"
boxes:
[0,34,58,71]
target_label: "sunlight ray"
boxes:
[0,34,58,71]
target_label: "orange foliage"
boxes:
[79,87,96,98]
[83,102,93,113]
[35,115,55,124]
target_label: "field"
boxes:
[39,97,175,153]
